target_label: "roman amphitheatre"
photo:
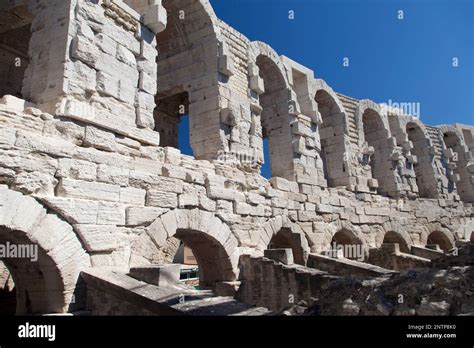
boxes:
[0,0,472,316]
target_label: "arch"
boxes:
[331,228,363,246]
[267,227,308,265]
[426,230,455,252]
[0,187,90,314]
[315,87,350,187]
[356,100,391,144]
[382,231,411,253]
[256,216,310,264]
[440,125,474,202]
[406,121,439,198]
[156,0,222,160]
[249,41,296,179]
[329,228,366,260]
[357,100,399,196]
[145,209,239,291]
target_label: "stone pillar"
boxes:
[22,0,166,146]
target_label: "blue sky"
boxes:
[180,0,474,176]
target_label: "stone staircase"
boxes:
[81,268,271,316]
[337,93,360,146]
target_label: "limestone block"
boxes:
[136,109,154,130]
[97,71,120,99]
[118,80,137,104]
[248,63,259,76]
[146,190,178,208]
[178,191,199,208]
[269,177,293,192]
[199,194,216,212]
[84,126,117,152]
[126,206,166,226]
[57,178,120,202]
[0,95,27,111]
[96,33,116,56]
[140,40,158,62]
[162,164,187,180]
[64,60,97,94]
[74,225,118,252]
[43,197,99,224]
[97,164,130,186]
[234,201,252,215]
[14,171,58,196]
[71,36,99,68]
[207,185,245,202]
[249,76,264,94]
[264,248,294,265]
[218,55,234,76]
[129,172,183,192]
[96,202,126,225]
[120,186,146,205]
[142,3,167,34]
[315,203,333,214]
[139,71,157,95]
[116,45,137,68]
[368,178,379,189]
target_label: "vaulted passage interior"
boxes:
[168,229,235,292]
[362,109,388,194]
[426,231,453,252]
[268,228,305,265]
[406,122,438,198]
[382,231,410,253]
[0,4,32,98]
[0,227,66,314]
[256,55,294,179]
[443,131,474,202]
[316,90,347,187]
[331,229,363,260]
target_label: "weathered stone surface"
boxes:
[0,0,472,317]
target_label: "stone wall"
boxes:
[0,0,472,314]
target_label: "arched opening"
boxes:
[470,231,474,243]
[0,3,32,98]
[330,229,364,260]
[406,122,437,198]
[268,228,305,265]
[382,231,410,253]
[0,261,16,315]
[156,0,221,161]
[154,90,193,156]
[170,229,234,291]
[427,231,453,252]
[362,109,387,193]
[0,226,67,314]
[443,131,473,202]
[256,55,293,179]
[315,90,347,187]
